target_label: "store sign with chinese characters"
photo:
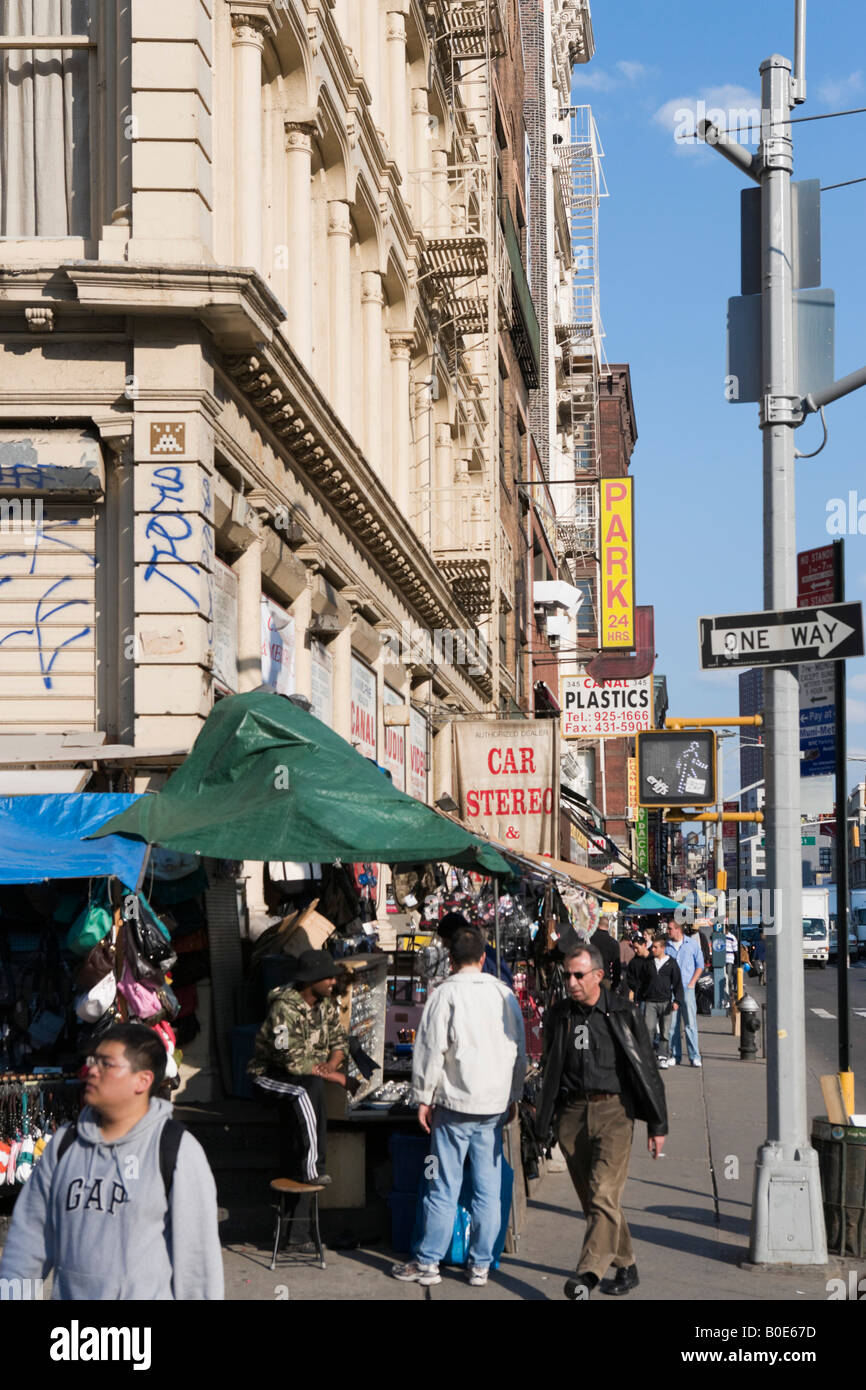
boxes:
[627,757,638,821]
[561,675,652,738]
[212,560,238,693]
[310,639,333,727]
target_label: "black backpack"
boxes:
[53,1118,185,1198]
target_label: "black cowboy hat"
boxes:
[293,949,338,984]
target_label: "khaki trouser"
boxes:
[556,1094,635,1280]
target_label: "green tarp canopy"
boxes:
[93,691,512,875]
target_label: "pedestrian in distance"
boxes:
[391,925,527,1289]
[0,1023,223,1300]
[724,927,739,1005]
[248,948,348,1184]
[642,934,684,1068]
[665,918,704,1067]
[625,934,651,1007]
[535,943,668,1300]
[590,917,622,991]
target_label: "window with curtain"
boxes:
[0,0,94,237]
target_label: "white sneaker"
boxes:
[691,1059,703,1068]
[467,1265,489,1286]
[660,1057,672,1068]
[391,1260,441,1285]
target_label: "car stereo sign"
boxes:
[561,676,652,738]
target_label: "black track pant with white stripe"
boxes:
[256,1070,328,1181]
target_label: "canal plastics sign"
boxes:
[453,720,559,856]
[600,478,635,649]
[561,674,652,738]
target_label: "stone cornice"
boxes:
[0,258,490,696]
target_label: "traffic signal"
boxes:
[636,730,717,807]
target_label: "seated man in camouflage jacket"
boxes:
[248,950,348,1183]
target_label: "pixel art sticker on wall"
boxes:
[150,424,186,455]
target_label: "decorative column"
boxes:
[290,565,317,701]
[411,88,432,229]
[328,200,353,424]
[331,612,355,741]
[386,10,409,178]
[232,522,263,693]
[231,12,269,272]
[432,148,450,234]
[360,1,381,126]
[389,333,414,516]
[284,121,316,367]
[361,270,385,476]
[434,421,453,550]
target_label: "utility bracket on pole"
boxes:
[760,393,801,427]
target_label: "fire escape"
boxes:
[553,104,607,644]
[417,0,512,703]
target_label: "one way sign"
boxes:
[699,601,864,670]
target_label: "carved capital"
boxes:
[361,270,385,305]
[434,422,453,448]
[432,148,448,173]
[389,332,414,361]
[411,88,429,116]
[230,11,270,46]
[327,200,353,238]
[386,11,406,42]
[284,120,316,153]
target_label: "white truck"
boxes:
[851,890,866,961]
[802,886,830,966]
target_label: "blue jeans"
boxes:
[670,987,701,1063]
[414,1107,504,1268]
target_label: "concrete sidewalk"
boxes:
[219,1011,853,1301]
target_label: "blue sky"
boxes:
[572,0,866,807]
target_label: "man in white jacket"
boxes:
[391,925,526,1288]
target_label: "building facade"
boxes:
[0,2,555,823]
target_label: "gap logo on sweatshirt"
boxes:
[50,1321,152,1371]
[64,1177,129,1214]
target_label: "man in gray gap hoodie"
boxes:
[0,1023,224,1300]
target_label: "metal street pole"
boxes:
[749,52,827,1265]
[833,539,853,1108]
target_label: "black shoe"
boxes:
[564,1271,598,1300]
[599,1264,639,1296]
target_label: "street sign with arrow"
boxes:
[699,601,863,671]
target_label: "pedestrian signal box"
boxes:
[636,730,717,808]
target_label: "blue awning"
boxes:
[0,794,147,886]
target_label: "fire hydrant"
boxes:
[738,992,761,1060]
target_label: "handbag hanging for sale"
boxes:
[66,883,112,956]
[123,892,177,973]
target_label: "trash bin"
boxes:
[811,1117,866,1257]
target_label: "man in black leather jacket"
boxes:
[536,943,668,1300]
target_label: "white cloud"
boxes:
[847,696,866,724]
[654,84,761,149]
[816,71,863,107]
[573,68,619,92]
[849,673,866,693]
[616,60,657,83]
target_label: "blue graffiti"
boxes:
[142,466,203,608]
[0,515,95,690]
